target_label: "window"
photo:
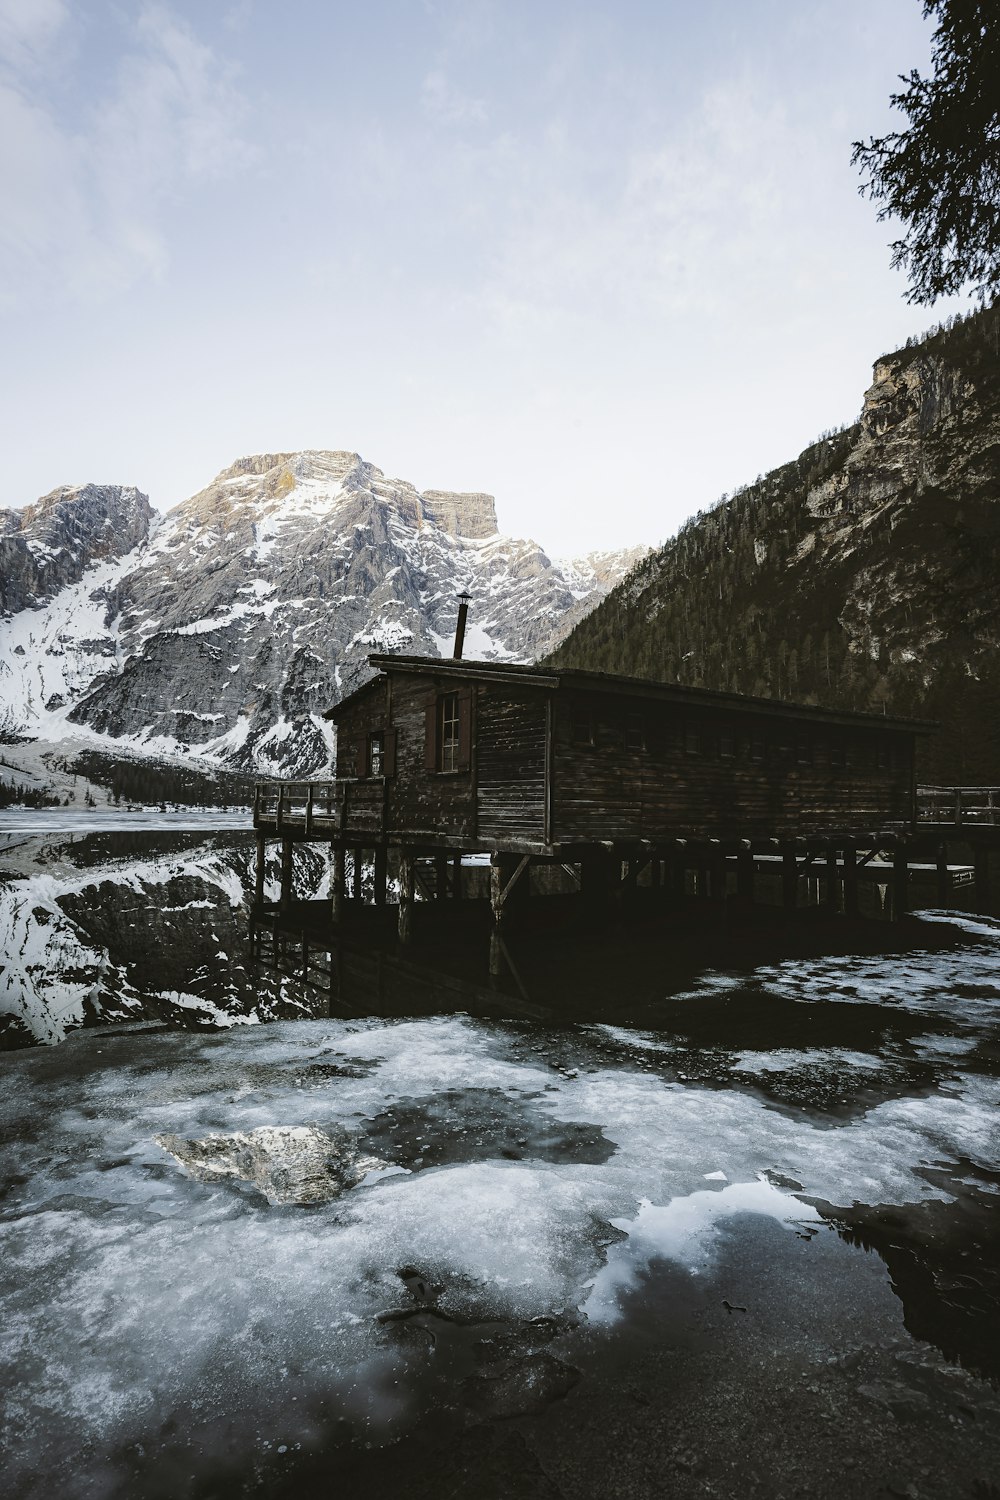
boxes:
[796,738,812,765]
[624,713,645,752]
[750,734,765,763]
[424,688,471,772]
[719,731,735,759]
[368,732,384,776]
[571,705,595,745]
[440,692,460,771]
[684,724,701,756]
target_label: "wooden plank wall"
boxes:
[334,680,387,782]
[387,674,476,841]
[552,692,914,842]
[476,686,547,843]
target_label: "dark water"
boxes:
[1,825,999,1498]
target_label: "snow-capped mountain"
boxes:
[1,453,646,779]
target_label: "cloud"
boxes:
[0,1,252,312]
[421,68,488,127]
[0,0,68,74]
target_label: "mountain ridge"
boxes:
[548,304,1000,782]
[0,450,647,785]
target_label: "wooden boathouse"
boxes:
[252,643,942,980]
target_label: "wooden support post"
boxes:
[434,854,449,899]
[842,846,859,918]
[452,853,462,900]
[892,846,909,921]
[351,850,363,901]
[823,844,839,913]
[782,850,798,914]
[937,844,950,906]
[330,844,346,924]
[650,857,662,889]
[581,849,615,924]
[670,854,686,900]
[489,855,504,976]
[489,853,531,973]
[254,832,266,907]
[398,851,415,945]
[280,837,293,913]
[736,848,754,907]
[374,845,387,906]
[975,847,992,911]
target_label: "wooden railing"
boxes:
[254,779,384,836]
[917,785,1000,827]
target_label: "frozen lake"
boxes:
[1,826,999,1498]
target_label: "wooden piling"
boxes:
[736,848,754,907]
[254,831,266,907]
[374,845,387,906]
[892,846,909,920]
[352,850,363,901]
[975,847,992,910]
[489,855,504,976]
[331,844,346,924]
[398,851,415,944]
[936,843,950,906]
[781,850,797,913]
[823,844,839,913]
[842,846,859,918]
[280,837,293,913]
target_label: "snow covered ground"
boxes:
[2,823,1000,1496]
[0,883,999,1495]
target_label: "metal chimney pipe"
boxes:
[453,591,472,659]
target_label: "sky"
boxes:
[0,0,970,555]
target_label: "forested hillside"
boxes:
[549,305,1000,782]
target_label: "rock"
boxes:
[156,1124,387,1204]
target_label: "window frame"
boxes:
[368,730,384,777]
[624,712,645,753]
[439,691,461,772]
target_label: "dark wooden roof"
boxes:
[324,653,936,733]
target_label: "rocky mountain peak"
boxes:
[1,446,647,780]
[419,490,499,540]
[0,483,153,616]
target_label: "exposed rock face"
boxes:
[0,484,153,615]
[0,450,646,778]
[551,306,1000,781]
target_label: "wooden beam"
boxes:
[374,845,387,906]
